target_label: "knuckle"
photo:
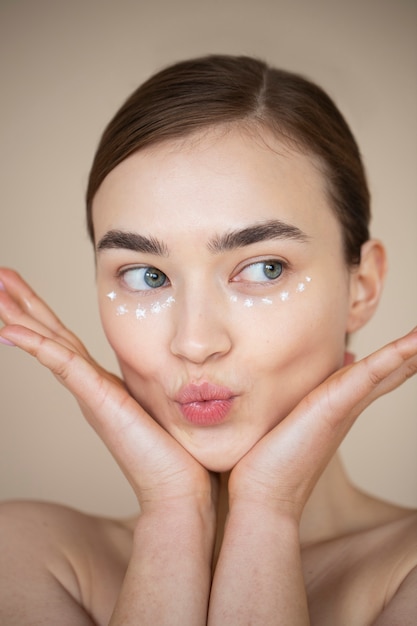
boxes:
[52,349,78,381]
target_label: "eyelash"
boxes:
[116,258,288,294]
[231,259,288,285]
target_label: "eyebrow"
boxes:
[97,230,169,256]
[96,219,309,256]
[208,219,309,252]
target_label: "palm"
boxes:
[0,268,211,507]
[230,330,417,519]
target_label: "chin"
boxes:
[201,459,235,473]
[187,446,249,474]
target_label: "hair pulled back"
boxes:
[86,55,370,265]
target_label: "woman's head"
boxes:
[89,56,385,471]
[87,55,370,265]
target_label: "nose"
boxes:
[170,290,232,364]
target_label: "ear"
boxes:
[346,239,387,333]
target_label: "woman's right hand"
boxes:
[0,267,216,624]
[0,268,214,511]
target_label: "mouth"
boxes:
[175,382,236,426]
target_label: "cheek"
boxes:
[98,292,173,378]
[231,276,349,375]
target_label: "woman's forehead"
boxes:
[92,126,341,248]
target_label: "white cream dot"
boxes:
[135,307,146,319]
[151,302,162,314]
[162,296,176,308]
[107,291,117,301]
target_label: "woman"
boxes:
[0,55,416,625]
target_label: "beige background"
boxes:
[0,0,416,516]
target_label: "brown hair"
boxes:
[86,55,370,264]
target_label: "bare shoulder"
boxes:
[359,501,417,578]
[303,503,417,625]
[0,500,133,625]
[372,509,417,624]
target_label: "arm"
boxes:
[0,269,215,624]
[209,504,308,625]
[209,328,417,625]
[110,503,215,625]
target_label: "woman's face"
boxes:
[93,127,356,471]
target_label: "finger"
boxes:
[0,292,89,357]
[293,328,417,455]
[0,269,89,356]
[247,328,417,509]
[0,268,65,331]
[0,323,172,477]
[323,327,417,426]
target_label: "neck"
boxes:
[299,453,358,545]
[215,454,358,550]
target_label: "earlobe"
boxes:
[346,240,387,333]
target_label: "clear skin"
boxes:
[94,127,355,472]
[1,124,417,625]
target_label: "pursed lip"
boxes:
[174,382,236,426]
[175,381,235,404]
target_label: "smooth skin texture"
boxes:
[0,127,416,624]
[94,129,358,472]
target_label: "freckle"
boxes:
[296,282,305,293]
[135,307,146,319]
[151,302,162,314]
[107,291,117,301]
[116,304,128,315]
[280,291,290,302]
[261,297,273,305]
[244,298,254,308]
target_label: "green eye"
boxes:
[237,260,284,283]
[263,262,283,280]
[121,266,169,291]
[144,268,167,288]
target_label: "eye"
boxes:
[235,260,284,283]
[120,266,169,291]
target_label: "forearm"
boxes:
[208,503,309,626]
[110,502,215,626]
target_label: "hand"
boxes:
[229,327,417,520]
[0,268,214,511]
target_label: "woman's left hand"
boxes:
[229,328,417,520]
[208,329,417,625]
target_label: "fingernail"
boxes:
[0,336,15,346]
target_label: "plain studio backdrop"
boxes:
[0,0,416,516]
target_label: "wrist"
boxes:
[133,497,217,552]
[228,465,306,522]
[227,491,302,538]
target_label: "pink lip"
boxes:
[175,382,235,426]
